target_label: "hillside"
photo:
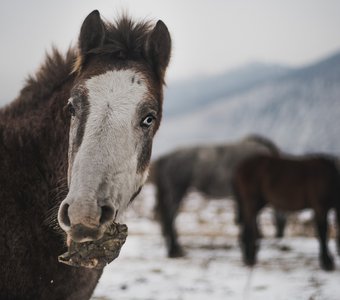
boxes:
[153,51,340,157]
[164,62,292,117]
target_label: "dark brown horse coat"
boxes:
[0,11,171,299]
[0,49,104,299]
[233,154,340,270]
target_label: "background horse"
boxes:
[150,135,282,257]
[232,154,340,271]
[0,10,171,299]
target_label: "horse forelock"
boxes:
[72,15,153,75]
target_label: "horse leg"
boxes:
[156,186,185,258]
[315,209,334,271]
[241,215,259,266]
[232,181,243,225]
[234,196,243,225]
[274,209,287,238]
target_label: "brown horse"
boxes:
[232,154,340,271]
[151,135,284,258]
[0,10,171,299]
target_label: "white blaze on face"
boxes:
[67,69,149,223]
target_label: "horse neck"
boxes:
[0,77,75,201]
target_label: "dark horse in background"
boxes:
[0,10,171,299]
[151,135,285,257]
[232,154,340,271]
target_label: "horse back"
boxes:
[233,154,340,212]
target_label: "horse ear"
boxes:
[79,10,105,55]
[146,20,171,81]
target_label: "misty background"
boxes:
[1,0,340,157]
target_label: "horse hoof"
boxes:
[244,257,256,266]
[321,258,335,271]
[168,248,185,258]
[322,263,335,271]
[275,232,284,239]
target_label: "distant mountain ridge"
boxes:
[154,51,340,157]
[164,62,292,117]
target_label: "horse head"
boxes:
[58,10,171,242]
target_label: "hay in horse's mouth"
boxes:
[58,222,128,269]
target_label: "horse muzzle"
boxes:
[58,199,116,242]
[68,223,106,243]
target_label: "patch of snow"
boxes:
[93,184,340,300]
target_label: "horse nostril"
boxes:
[99,205,115,225]
[59,203,71,228]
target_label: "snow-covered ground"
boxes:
[92,184,340,300]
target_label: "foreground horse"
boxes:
[0,10,171,299]
[151,135,281,257]
[233,154,340,271]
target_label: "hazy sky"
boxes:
[1,0,340,102]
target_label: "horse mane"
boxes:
[73,15,153,74]
[243,134,280,156]
[1,48,76,117]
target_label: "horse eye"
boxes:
[141,115,155,128]
[67,102,76,117]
